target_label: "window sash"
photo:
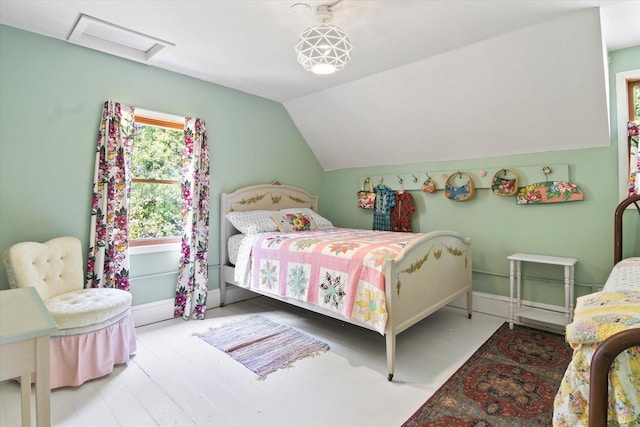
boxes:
[130,115,184,246]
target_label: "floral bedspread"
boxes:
[236,228,426,334]
[603,257,640,292]
[553,258,640,427]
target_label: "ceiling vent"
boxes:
[67,14,174,63]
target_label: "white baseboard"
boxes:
[131,286,258,326]
[130,298,175,326]
[132,288,566,334]
[448,291,566,334]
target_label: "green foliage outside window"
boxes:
[130,183,181,239]
[129,124,183,240]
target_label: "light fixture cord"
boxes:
[327,0,343,10]
[320,0,342,23]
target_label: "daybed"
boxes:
[553,195,640,427]
[219,182,473,381]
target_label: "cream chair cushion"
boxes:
[46,288,132,335]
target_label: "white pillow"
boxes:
[226,210,279,234]
[279,208,333,229]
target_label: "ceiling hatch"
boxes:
[67,14,174,63]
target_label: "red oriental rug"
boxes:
[402,323,572,427]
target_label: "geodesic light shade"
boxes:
[295,23,352,75]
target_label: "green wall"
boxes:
[321,45,640,305]
[0,25,324,304]
[609,46,640,262]
[0,24,638,310]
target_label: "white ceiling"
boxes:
[1,0,639,170]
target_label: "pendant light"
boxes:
[295,3,352,75]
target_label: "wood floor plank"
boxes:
[52,381,119,427]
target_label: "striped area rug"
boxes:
[196,315,329,379]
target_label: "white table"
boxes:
[508,253,577,329]
[0,287,57,427]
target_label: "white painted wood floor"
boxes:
[0,297,505,427]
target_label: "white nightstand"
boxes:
[508,253,577,329]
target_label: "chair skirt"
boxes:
[49,311,136,389]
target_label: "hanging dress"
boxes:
[391,191,416,232]
[373,184,396,231]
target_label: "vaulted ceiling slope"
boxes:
[1,1,638,170]
[285,7,613,170]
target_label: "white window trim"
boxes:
[135,107,184,123]
[129,241,181,255]
[616,68,640,202]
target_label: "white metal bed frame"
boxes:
[219,182,473,381]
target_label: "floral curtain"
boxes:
[628,121,639,197]
[86,101,135,290]
[174,118,210,319]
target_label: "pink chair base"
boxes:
[49,312,137,389]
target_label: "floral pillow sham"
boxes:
[278,208,333,229]
[271,212,318,232]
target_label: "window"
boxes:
[629,79,640,122]
[616,69,640,200]
[626,78,639,198]
[130,112,184,247]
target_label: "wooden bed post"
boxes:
[588,328,640,427]
[386,334,396,382]
[614,195,640,264]
[465,236,473,319]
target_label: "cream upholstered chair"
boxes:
[3,236,136,388]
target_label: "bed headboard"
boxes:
[219,182,319,266]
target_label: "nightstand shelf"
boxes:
[508,253,577,329]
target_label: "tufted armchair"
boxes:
[3,236,136,388]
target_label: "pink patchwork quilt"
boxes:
[249,228,425,333]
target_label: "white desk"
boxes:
[508,253,577,329]
[0,287,57,427]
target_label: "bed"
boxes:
[219,182,473,381]
[553,195,640,427]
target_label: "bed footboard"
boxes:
[384,230,473,380]
[219,230,472,381]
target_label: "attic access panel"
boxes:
[67,14,174,63]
